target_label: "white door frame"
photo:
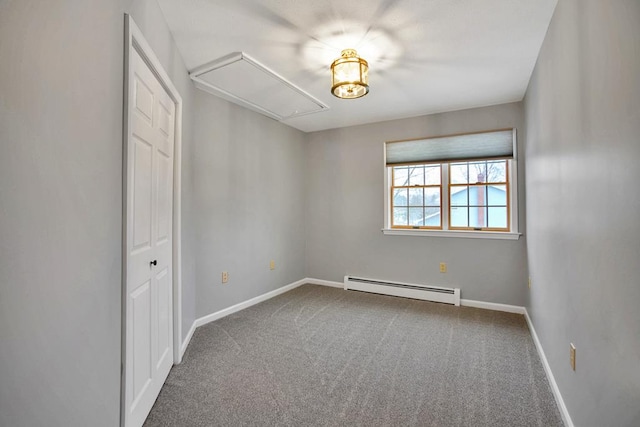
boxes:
[122,13,183,425]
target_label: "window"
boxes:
[449,159,509,230]
[384,129,519,238]
[391,164,442,228]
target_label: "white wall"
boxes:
[192,91,307,317]
[306,103,529,305]
[524,0,640,426]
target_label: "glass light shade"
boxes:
[331,49,369,99]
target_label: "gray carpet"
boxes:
[144,284,563,426]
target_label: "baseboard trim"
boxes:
[305,280,526,314]
[524,309,574,427]
[194,278,308,329]
[304,279,526,314]
[460,299,525,314]
[179,320,197,360]
[307,281,526,314]
[303,278,344,288]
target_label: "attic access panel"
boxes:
[190,52,328,121]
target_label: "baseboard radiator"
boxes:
[344,276,460,306]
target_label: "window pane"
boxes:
[408,188,423,206]
[488,207,508,228]
[425,165,441,185]
[408,166,425,186]
[487,185,507,205]
[450,163,468,184]
[468,185,488,206]
[425,207,441,226]
[470,206,488,228]
[487,160,506,182]
[393,167,409,186]
[450,206,468,227]
[393,188,408,206]
[391,159,511,232]
[409,208,424,226]
[469,162,487,183]
[450,186,468,206]
[393,207,408,225]
[424,187,441,206]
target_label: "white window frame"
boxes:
[382,142,521,241]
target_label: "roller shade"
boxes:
[385,128,515,166]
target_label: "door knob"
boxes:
[150,260,157,266]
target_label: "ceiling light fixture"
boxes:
[331,49,369,99]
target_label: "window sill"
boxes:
[381,228,521,240]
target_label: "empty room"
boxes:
[0,0,638,426]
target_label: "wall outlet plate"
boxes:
[439,262,447,273]
[570,343,576,371]
[222,271,229,283]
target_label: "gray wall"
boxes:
[524,1,640,426]
[0,1,126,425]
[192,91,307,317]
[0,0,196,425]
[306,103,529,306]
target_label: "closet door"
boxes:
[124,47,175,427]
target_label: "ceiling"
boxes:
[157,0,558,133]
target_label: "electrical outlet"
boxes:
[439,262,447,273]
[570,343,576,371]
[270,260,275,270]
[222,271,229,284]
[528,276,532,289]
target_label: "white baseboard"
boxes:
[304,278,526,314]
[303,278,344,288]
[524,309,574,427]
[460,299,525,314]
[194,278,308,328]
[180,321,197,360]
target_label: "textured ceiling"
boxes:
[157,0,558,132]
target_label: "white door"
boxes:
[124,47,175,427]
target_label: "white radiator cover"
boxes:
[344,276,460,306]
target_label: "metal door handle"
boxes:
[150,260,157,266]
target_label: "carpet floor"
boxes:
[144,284,563,426]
